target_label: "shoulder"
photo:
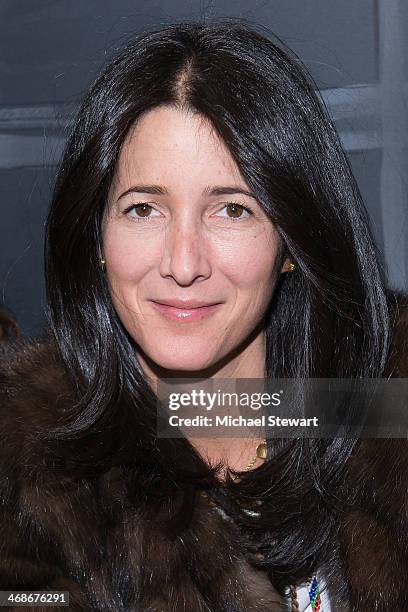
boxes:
[0,337,128,600]
[0,334,76,485]
[332,290,408,606]
[0,333,74,418]
[352,289,408,516]
[0,332,69,389]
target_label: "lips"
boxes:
[152,299,220,308]
[149,300,222,322]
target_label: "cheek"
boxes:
[103,220,280,302]
[102,225,159,286]
[215,228,280,292]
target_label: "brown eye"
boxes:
[214,202,252,222]
[125,203,161,222]
[133,204,152,217]
[224,202,253,221]
[225,203,248,218]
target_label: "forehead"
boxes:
[111,105,247,190]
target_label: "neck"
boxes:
[136,324,267,480]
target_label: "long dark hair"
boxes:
[44,20,391,591]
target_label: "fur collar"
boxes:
[0,333,287,610]
[0,291,407,611]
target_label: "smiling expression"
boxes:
[102,105,288,376]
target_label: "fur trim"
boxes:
[0,337,286,611]
[326,290,408,610]
[0,292,407,611]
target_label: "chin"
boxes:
[146,347,218,374]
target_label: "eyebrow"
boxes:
[116,184,257,201]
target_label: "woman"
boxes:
[0,20,407,611]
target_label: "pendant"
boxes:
[256,442,268,459]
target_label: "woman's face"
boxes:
[102,105,287,374]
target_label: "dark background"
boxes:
[1,1,407,337]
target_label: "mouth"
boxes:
[149,300,223,322]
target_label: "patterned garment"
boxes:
[292,574,332,611]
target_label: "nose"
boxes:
[159,217,212,286]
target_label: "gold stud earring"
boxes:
[100,258,106,272]
[288,262,296,272]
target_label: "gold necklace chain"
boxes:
[242,438,268,471]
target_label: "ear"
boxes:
[280,257,292,273]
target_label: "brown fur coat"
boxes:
[0,292,407,611]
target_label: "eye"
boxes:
[215,202,253,221]
[122,201,253,222]
[124,203,161,221]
